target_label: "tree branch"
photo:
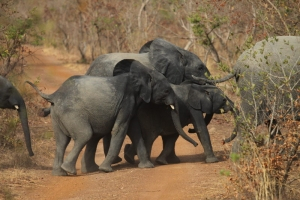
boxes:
[138,0,150,30]
[265,0,290,35]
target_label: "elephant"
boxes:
[194,36,300,151]
[0,76,34,156]
[123,83,234,165]
[26,60,198,175]
[86,38,211,84]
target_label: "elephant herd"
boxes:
[1,36,299,176]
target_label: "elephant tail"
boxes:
[192,73,235,84]
[25,81,54,103]
[223,133,237,144]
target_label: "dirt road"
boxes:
[16,47,234,200]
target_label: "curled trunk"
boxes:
[192,74,235,84]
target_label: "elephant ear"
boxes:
[188,84,213,114]
[113,59,134,76]
[146,38,186,84]
[129,60,152,103]
[139,40,153,53]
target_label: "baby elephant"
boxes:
[26,60,197,175]
[124,83,234,165]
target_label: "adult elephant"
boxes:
[0,76,34,156]
[124,83,234,165]
[86,38,210,84]
[194,36,300,151]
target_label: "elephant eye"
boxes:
[205,91,210,95]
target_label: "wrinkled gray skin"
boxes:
[0,76,34,156]
[195,36,300,151]
[124,83,234,165]
[27,60,197,175]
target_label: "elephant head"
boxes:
[114,59,198,147]
[139,38,211,84]
[188,85,234,114]
[0,76,34,156]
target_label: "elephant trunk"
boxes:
[171,102,198,147]
[192,74,235,84]
[17,100,34,156]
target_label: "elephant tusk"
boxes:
[14,105,19,110]
[170,105,175,110]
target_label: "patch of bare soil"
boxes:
[2,46,235,200]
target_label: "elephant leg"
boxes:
[81,135,102,173]
[99,119,130,172]
[204,113,213,125]
[61,122,93,175]
[124,143,137,164]
[52,122,71,176]
[165,135,180,164]
[103,135,122,164]
[143,133,158,160]
[156,134,179,165]
[190,110,218,163]
[126,116,154,169]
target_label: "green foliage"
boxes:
[188,5,228,46]
[217,62,230,73]
[230,153,240,162]
[0,0,43,76]
[220,169,231,176]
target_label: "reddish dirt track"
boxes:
[15,47,234,200]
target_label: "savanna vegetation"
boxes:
[0,0,299,199]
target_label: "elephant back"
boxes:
[234,36,300,124]
[86,53,152,77]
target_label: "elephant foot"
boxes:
[138,161,154,169]
[124,144,135,164]
[155,157,168,165]
[166,154,180,164]
[205,156,219,163]
[52,168,68,176]
[99,164,113,173]
[81,163,99,174]
[61,163,77,175]
[112,156,122,164]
